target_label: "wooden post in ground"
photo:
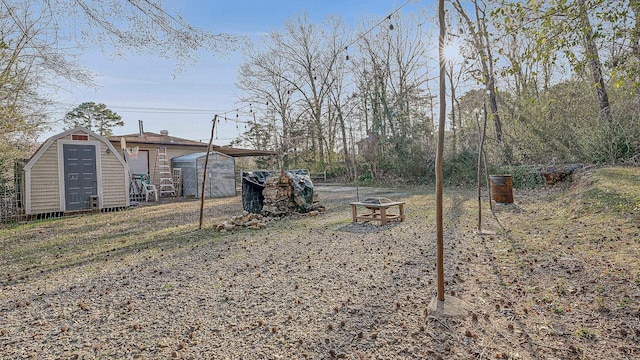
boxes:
[477,106,488,232]
[436,0,446,302]
[199,115,217,230]
[429,0,472,317]
[483,102,493,212]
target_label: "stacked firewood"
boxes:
[214,211,268,232]
[261,170,323,217]
[215,171,324,231]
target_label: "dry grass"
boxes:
[1,169,639,359]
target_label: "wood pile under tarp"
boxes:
[242,170,323,216]
[261,170,323,217]
[242,170,271,214]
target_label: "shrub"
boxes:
[494,165,545,189]
[443,149,479,186]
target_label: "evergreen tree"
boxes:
[64,102,123,136]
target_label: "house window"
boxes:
[72,134,89,141]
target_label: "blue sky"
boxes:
[51,0,428,145]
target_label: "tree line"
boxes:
[233,0,640,184]
[1,1,639,190]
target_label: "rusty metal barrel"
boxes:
[489,174,513,203]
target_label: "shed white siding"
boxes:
[100,141,129,208]
[28,142,61,214]
[23,127,129,215]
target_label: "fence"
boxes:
[0,189,130,225]
[0,189,26,224]
[310,170,327,182]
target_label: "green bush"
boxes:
[443,149,479,186]
[357,172,373,186]
[494,165,545,189]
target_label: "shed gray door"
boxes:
[63,144,97,211]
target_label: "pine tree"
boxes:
[64,102,124,136]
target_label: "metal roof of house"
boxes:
[108,132,280,157]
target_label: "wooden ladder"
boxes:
[154,147,176,197]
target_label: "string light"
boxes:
[61,2,416,147]
[342,0,412,52]
[154,0,416,142]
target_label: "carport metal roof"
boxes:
[108,132,280,157]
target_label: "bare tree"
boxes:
[237,44,300,166]
[276,15,346,166]
[20,0,241,69]
[451,0,506,150]
[355,11,436,177]
[0,0,242,132]
[328,52,358,180]
[237,14,348,169]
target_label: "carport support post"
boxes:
[199,115,217,230]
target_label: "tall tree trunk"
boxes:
[578,0,612,122]
[631,0,640,70]
[475,1,504,145]
[448,65,457,156]
[486,77,503,142]
[317,130,325,164]
[314,107,325,164]
[453,0,505,146]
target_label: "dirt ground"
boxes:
[1,169,639,359]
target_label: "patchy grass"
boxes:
[1,168,640,359]
[490,167,640,357]
[0,198,236,284]
[568,167,640,217]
